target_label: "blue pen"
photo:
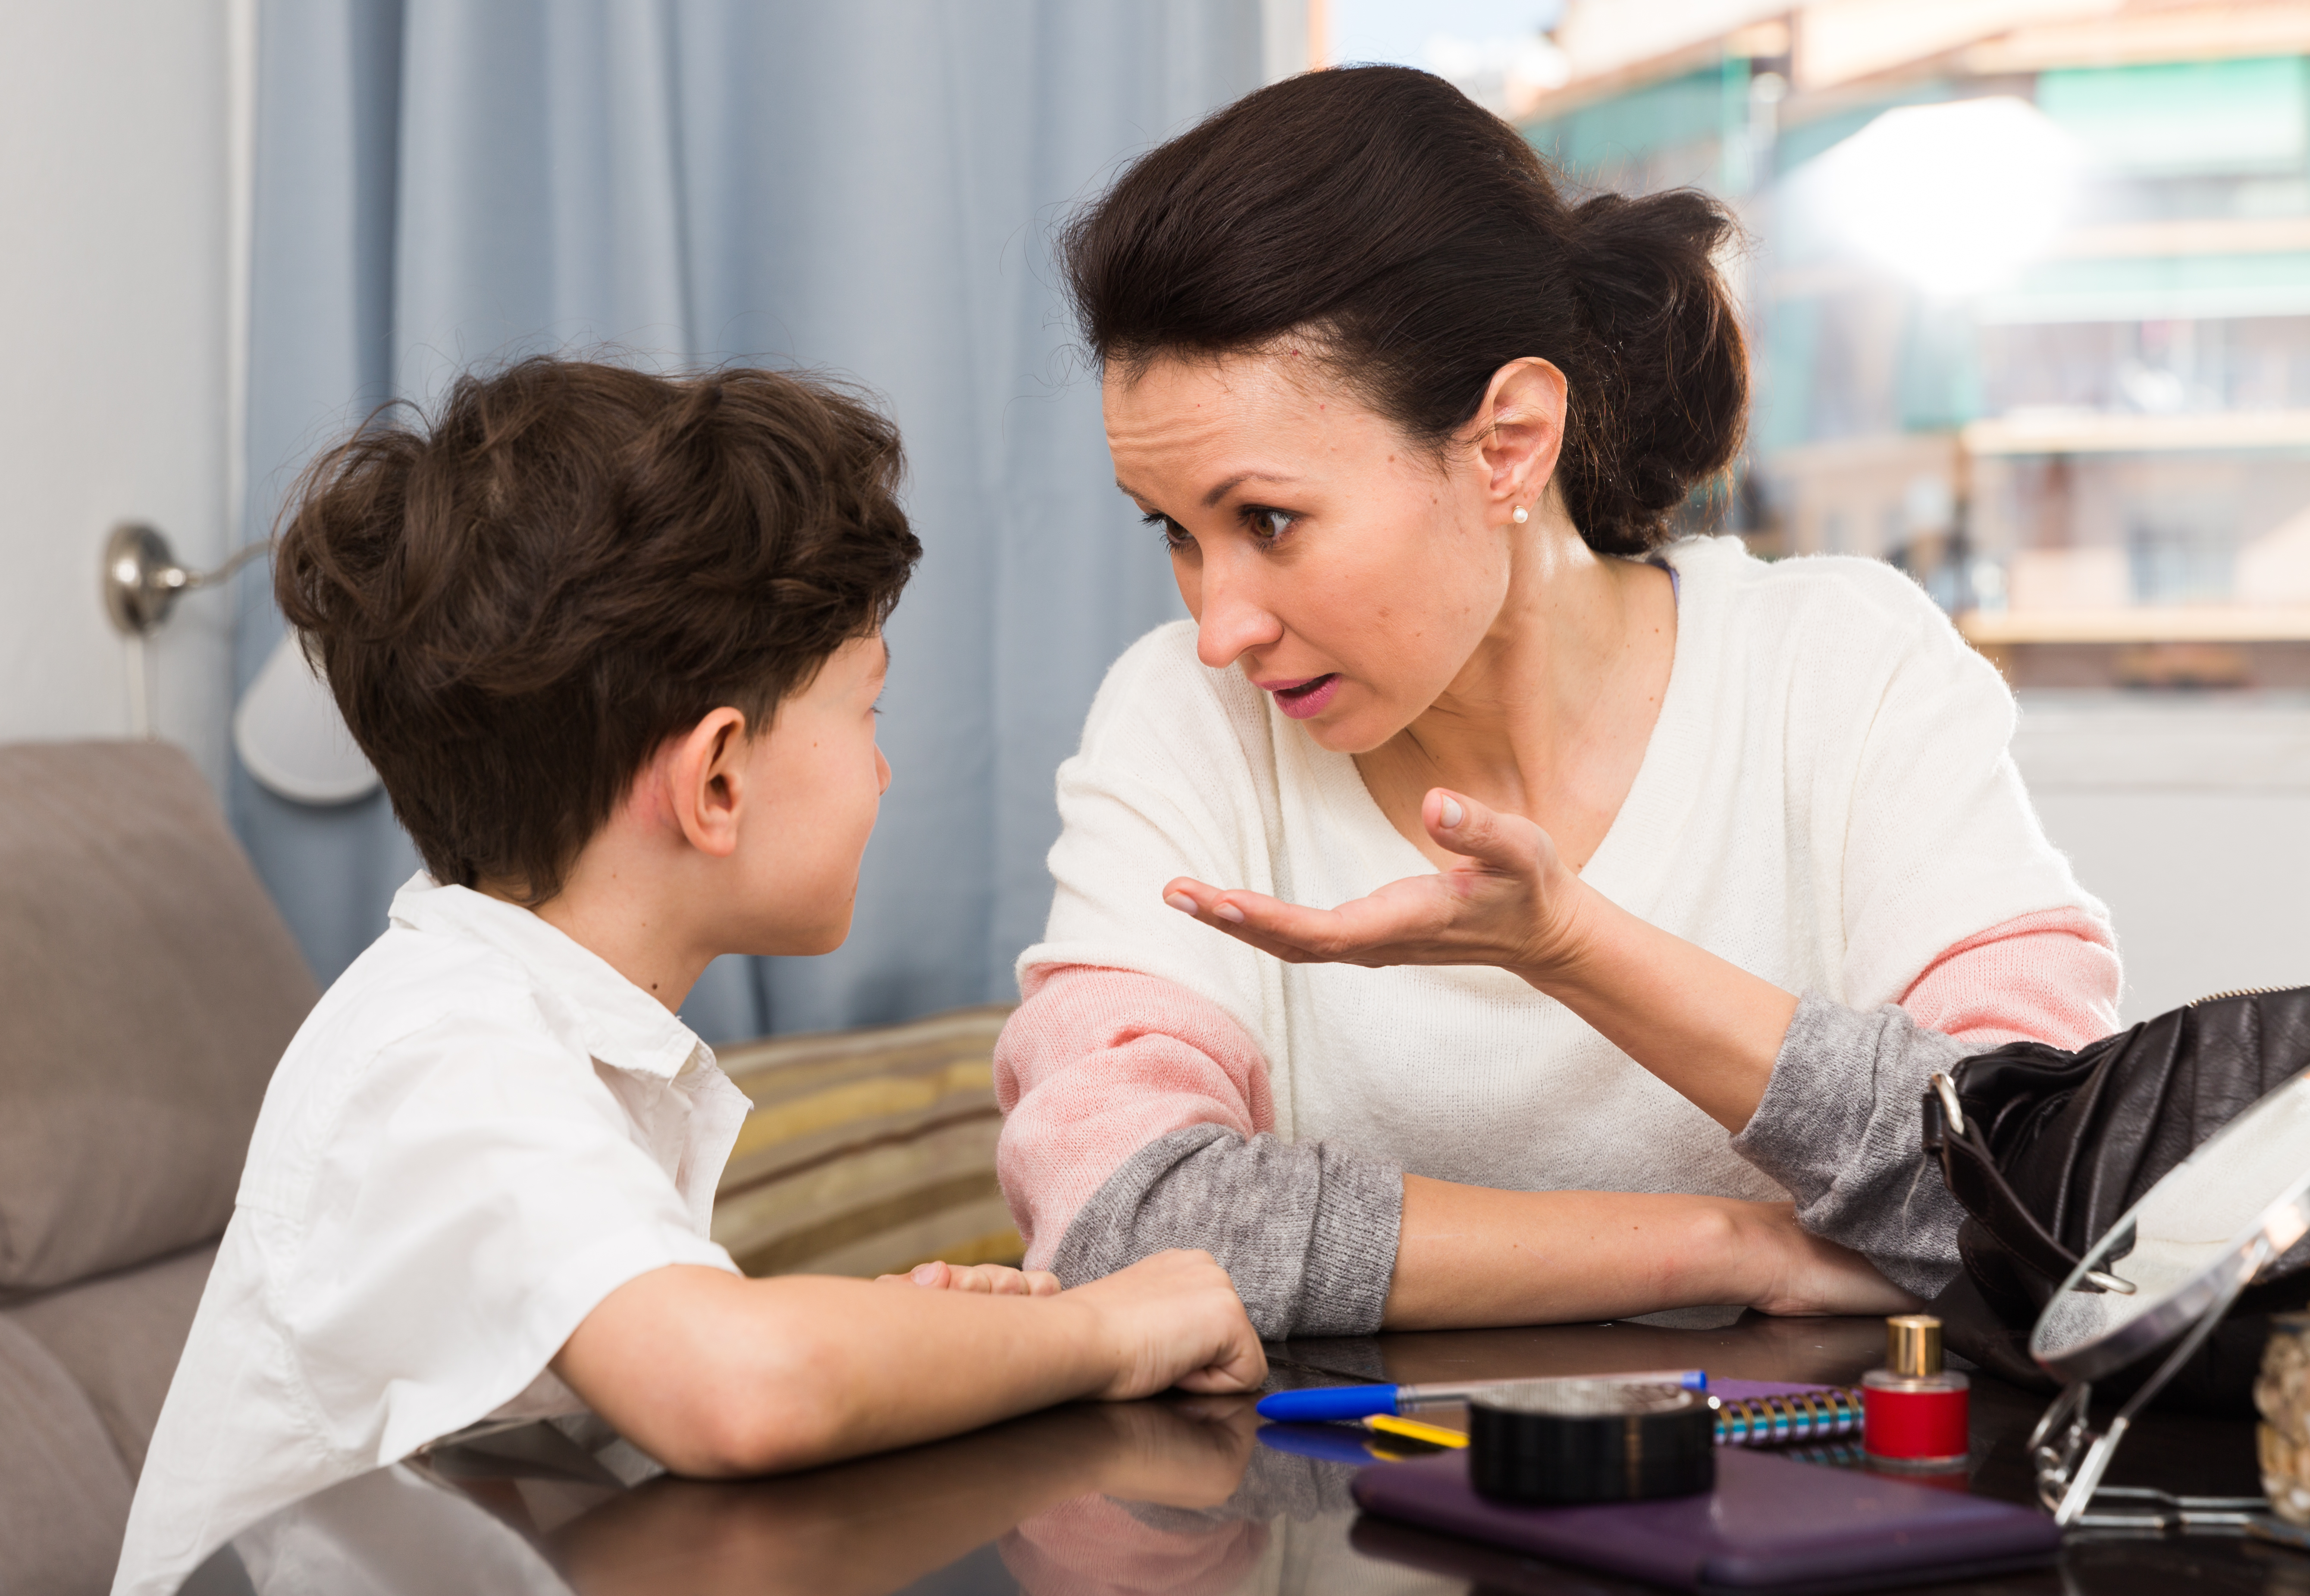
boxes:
[1256,1368,1708,1424]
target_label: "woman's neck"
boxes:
[1354,509,1677,872]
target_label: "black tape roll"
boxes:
[1468,1381,1717,1505]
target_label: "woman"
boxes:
[991,67,2118,1337]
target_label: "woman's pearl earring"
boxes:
[1511,504,1530,524]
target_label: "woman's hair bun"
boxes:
[1062,66,1748,555]
[1562,189,1747,550]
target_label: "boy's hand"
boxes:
[1742,1202,1922,1317]
[1160,788,1591,983]
[877,1259,1061,1296]
[1067,1249,1266,1400]
[1082,1395,1261,1508]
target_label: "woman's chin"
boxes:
[1300,708,1398,756]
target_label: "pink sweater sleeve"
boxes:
[1898,906,2121,1049]
[998,911,2118,1269]
[994,964,1275,1269]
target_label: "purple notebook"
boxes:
[1352,1447,2060,1593]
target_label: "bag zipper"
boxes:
[2188,985,2297,1005]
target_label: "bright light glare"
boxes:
[1812,97,2084,297]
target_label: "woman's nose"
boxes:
[1193,559,1285,670]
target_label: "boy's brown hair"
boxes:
[274,357,921,904]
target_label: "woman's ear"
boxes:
[1465,357,1569,519]
[663,707,749,859]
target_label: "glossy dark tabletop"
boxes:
[175,1311,2304,1596]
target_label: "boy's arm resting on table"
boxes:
[550,1250,1264,1479]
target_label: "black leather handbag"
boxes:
[1921,987,2310,1409]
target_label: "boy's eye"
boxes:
[1140,510,1193,551]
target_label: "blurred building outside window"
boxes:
[1333,0,2310,691]
[1326,1,2310,1017]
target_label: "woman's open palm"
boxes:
[1163,789,1591,979]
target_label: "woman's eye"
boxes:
[1141,510,1193,551]
[1246,507,1295,542]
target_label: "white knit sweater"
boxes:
[1016,536,2106,1202]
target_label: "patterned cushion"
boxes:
[711,1005,1023,1279]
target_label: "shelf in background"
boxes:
[1959,607,2310,645]
[2049,215,2310,261]
[1962,410,2310,455]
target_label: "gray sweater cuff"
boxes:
[1729,995,1971,1298]
[1049,1125,1402,1339]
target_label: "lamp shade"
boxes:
[233,632,381,804]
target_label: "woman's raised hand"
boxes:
[1162,788,1592,979]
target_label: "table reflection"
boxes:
[178,1318,2285,1596]
[547,1396,1306,1596]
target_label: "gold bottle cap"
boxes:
[1887,1314,1943,1378]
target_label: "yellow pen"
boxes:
[1364,1413,1470,1449]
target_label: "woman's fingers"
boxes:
[1423,788,1549,875]
[874,1260,1063,1295]
[1165,876,1453,964]
[1163,881,1343,961]
[1160,796,1576,973]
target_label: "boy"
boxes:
[113,360,1263,1596]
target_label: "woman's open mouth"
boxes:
[1260,673,1341,720]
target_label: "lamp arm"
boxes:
[173,539,271,591]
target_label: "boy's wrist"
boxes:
[1049,1289,1133,1401]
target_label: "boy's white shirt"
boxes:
[112,875,750,1596]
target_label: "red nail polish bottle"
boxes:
[1862,1314,1969,1470]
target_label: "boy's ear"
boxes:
[663,707,750,858]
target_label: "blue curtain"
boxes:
[233,0,1261,1040]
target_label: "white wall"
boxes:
[3,1,2304,1037]
[2014,693,2310,1023]
[0,1,237,788]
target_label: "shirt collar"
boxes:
[386,873,707,1080]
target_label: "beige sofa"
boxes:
[0,742,317,1596]
[0,741,1026,1593]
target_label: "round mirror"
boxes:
[2031,1070,2310,1382]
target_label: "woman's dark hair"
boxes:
[1061,66,1745,555]
[274,357,920,904]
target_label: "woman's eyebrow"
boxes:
[1114,471,1303,510]
[1201,472,1298,507]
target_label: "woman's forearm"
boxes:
[1379,1177,1759,1328]
[1518,882,1797,1133]
[1379,1174,1918,1328]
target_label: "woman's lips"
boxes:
[1259,673,1341,720]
